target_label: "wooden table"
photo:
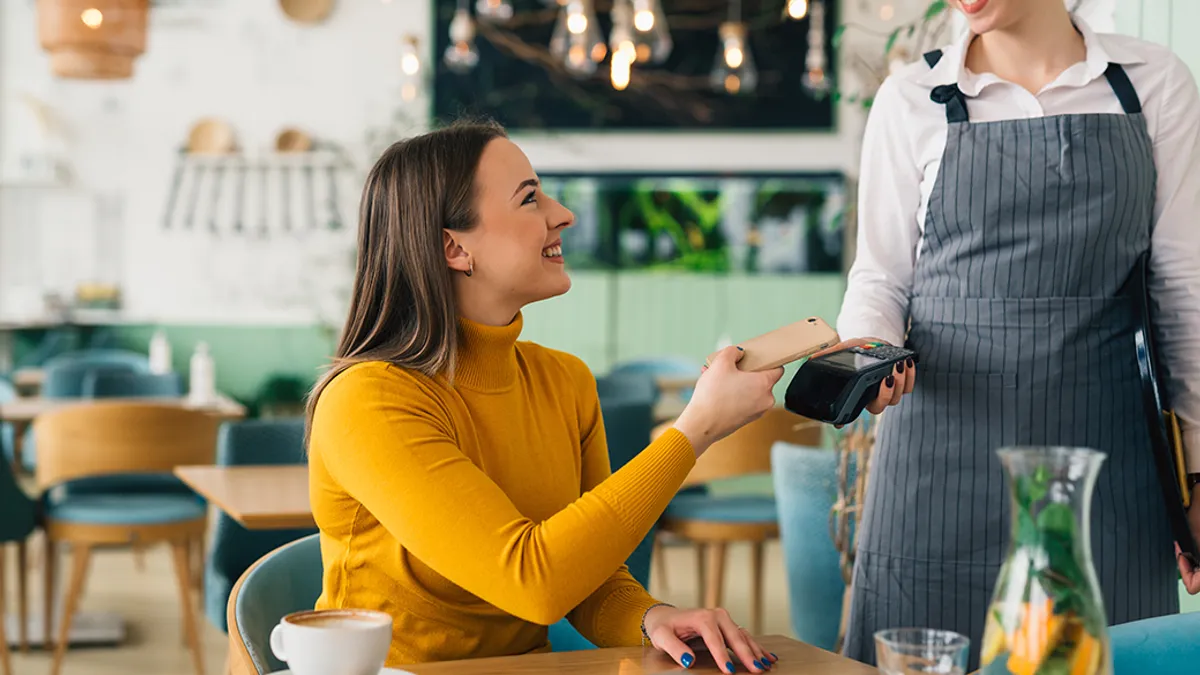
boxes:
[397,635,877,674]
[174,464,314,530]
[0,394,246,472]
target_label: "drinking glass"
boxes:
[874,628,970,675]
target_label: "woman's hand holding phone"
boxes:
[673,346,783,458]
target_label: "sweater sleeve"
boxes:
[565,368,665,647]
[310,363,695,627]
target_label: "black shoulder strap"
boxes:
[1104,63,1143,114]
[923,50,970,124]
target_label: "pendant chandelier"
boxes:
[37,0,149,80]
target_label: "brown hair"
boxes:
[305,120,508,436]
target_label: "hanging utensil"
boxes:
[326,164,342,230]
[274,128,312,234]
[183,159,206,230]
[207,160,225,234]
[258,162,270,238]
[305,164,317,230]
[233,157,247,234]
[162,148,186,229]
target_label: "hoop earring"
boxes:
[465,259,474,277]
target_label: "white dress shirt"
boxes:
[836,18,1200,467]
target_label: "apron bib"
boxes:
[841,52,1179,670]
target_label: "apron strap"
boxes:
[1103,63,1143,114]
[923,50,971,124]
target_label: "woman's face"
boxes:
[449,137,574,308]
[949,0,1043,34]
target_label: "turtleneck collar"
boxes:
[453,312,523,392]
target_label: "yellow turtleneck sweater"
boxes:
[307,313,697,666]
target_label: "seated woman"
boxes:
[306,121,905,672]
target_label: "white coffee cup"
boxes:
[269,608,392,675]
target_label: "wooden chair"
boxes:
[653,407,821,634]
[35,402,220,675]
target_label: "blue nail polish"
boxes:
[770,653,779,661]
[681,653,694,668]
[737,346,744,351]
[754,660,764,670]
[726,662,735,673]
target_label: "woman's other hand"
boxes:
[813,338,915,417]
[673,346,783,457]
[643,605,778,673]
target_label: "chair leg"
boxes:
[694,542,706,608]
[0,543,10,675]
[43,537,56,653]
[749,542,764,635]
[703,542,726,609]
[51,543,92,675]
[170,540,205,675]
[15,540,26,654]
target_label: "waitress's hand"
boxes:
[812,337,916,417]
[675,346,783,457]
[643,605,778,674]
[1178,483,1200,594]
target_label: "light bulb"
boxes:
[710,22,756,95]
[400,37,421,76]
[801,67,831,96]
[550,0,605,77]
[476,0,514,21]
[567,12,588,34]
[444,9,479,73]
[879,3,895,21]
[401,83,419,101]
[785,0,808,20]
[630,0,671,64]
[609,0,636,62]
[610,51,632,90]
[81,8,103,29]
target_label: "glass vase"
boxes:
[980,447,1111,675]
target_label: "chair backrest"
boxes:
[595,372,658,404]
[206,419,316,633]
[609,357,700,377]
[42,361,140,399]
[654,407,823,486]
[598,397,656,586]
[770,441,846,652]
[227,534,323,675]
[33,402,221,489]
[82,371,184,398]
[43,348,150,372]
[0,424,36,543]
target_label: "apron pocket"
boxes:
[869,371,1017,563]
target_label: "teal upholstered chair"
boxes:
[770,441,846,652]
[595,372,657,404]
[0,378,17,471]
[81,371,183,398]
[610,357,700,402]
[205,419,317,633]
[228,534,323,675]
[0,423,38,659]
[549,397,658,652]
[1110,611,1200,674]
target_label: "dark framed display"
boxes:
[540,171,848,273]
[431,0,839,130]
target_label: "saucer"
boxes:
[269,670,414,675]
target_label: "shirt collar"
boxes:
[914,15,1146,96]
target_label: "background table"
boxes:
[397,635,878,674]
[175,465,313,530]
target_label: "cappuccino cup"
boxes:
[269,608,392,675]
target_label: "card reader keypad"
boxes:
[848,344,912,362]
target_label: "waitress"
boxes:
[835,0,1200,668]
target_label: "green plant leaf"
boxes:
[1037,503,1075,538]
[925,0,948,20]
[884,27,901,56]
[1035,654,1071,675]
[832,25,845,51]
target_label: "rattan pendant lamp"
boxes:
[37,0,149,79]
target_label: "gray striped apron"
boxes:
[842,51,1179,670]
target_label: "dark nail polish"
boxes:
[737,346,744,351]
[886,375,896,388]
[726,662,736,673]
[770,653,779,661]
[681,653,694,668]
[906,358,914,368]
[896,361,905,373]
